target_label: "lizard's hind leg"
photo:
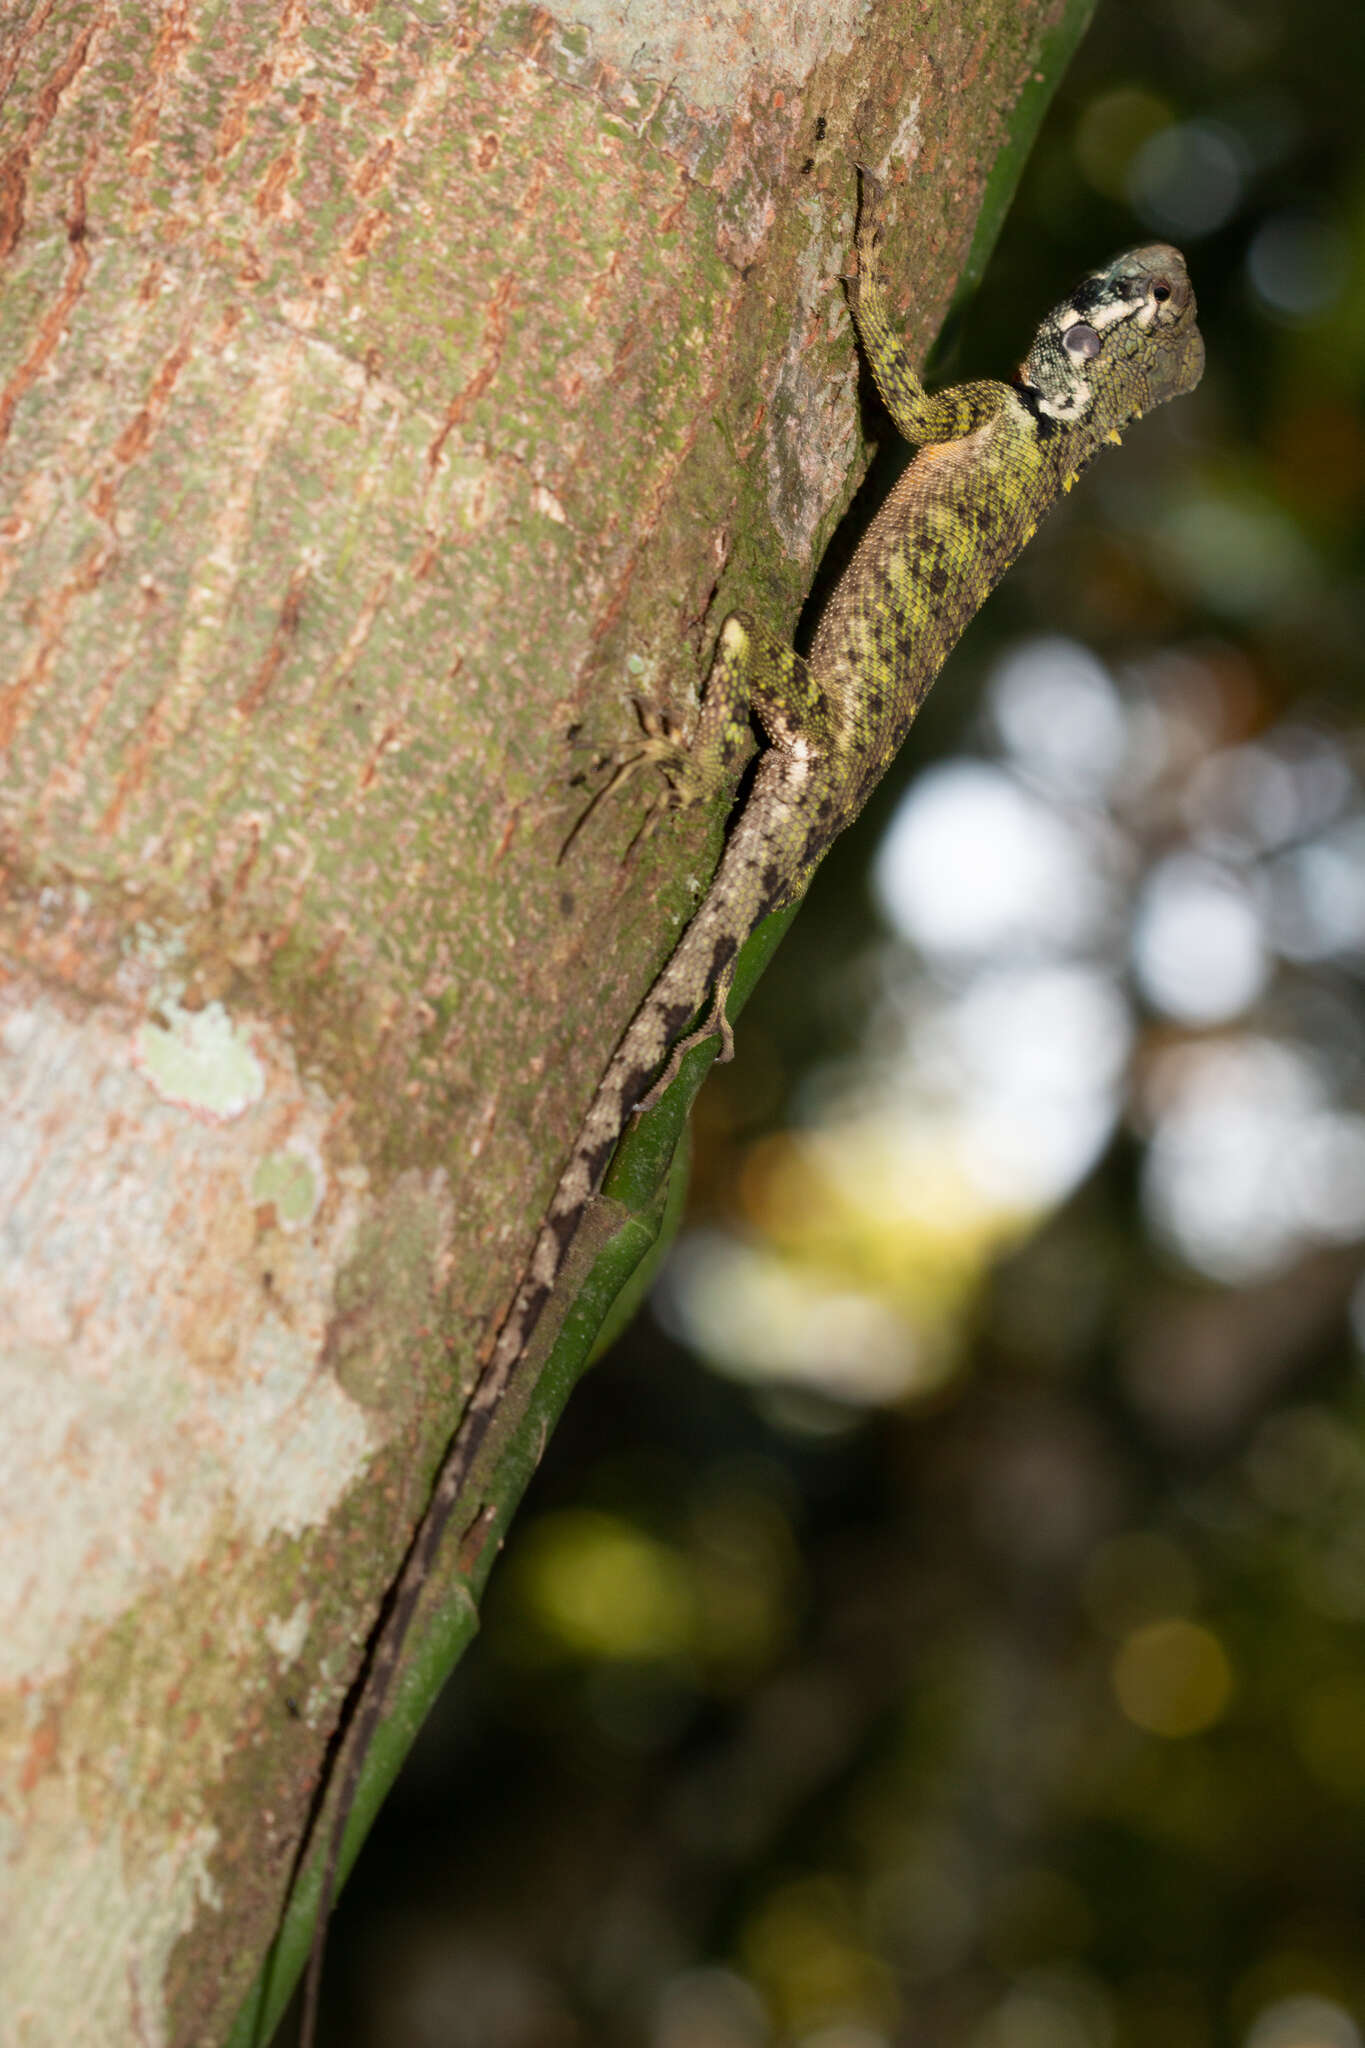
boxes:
[634,965,736,1111]
[563,607,815,858]
[559,701,690,861]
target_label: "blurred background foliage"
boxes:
[307,0,1365,2042]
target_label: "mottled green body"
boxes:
[301,176,1203,2038]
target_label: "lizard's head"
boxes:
[1020,244,1204,435]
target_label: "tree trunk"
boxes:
[0,1,1091,2039]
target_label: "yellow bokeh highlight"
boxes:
[511,1509,695,1661]
[722,1120,1042,1404]
[1112,1619,1234,1738]
[741,1876,899,2040]
[739,1124,1031,1305]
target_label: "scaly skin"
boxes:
[299,170,1203,2039]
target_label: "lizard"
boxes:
[295,164,1203,2043]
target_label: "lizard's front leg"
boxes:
[850,168,1010,445]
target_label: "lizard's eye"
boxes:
[1063,321,1100,360]
[1152,281,1172,302]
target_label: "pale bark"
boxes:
[0,1,1087,2039]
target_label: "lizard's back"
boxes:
[807,401,1047,825]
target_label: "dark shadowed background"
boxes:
[298,0,1365,2041]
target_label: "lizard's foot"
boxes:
[634,967,736,1114]
[626,701,709,806]
[852,158,884,207]
[852,161,886,268]
[559,702,702,862]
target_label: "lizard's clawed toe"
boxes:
[558,701,698,862]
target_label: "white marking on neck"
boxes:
[1037,375,1091,420]
[1059,292,1147,333]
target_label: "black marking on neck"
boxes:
[1069,274,1108,317]
[1012,379,1059,438]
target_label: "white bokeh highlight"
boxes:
[873,760,1114,961]
[989,636,1128,800]
[1132,854,1270,1023]
[1143,1038,1365,1283]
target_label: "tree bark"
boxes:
[0,0,1090,2039]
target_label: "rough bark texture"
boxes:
[0,1,1081,2040]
